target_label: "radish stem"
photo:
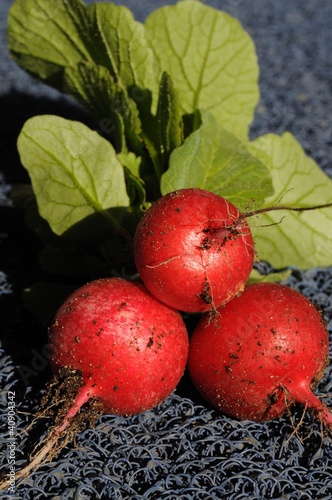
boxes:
[0,384,95,492]
[291,385,332,428]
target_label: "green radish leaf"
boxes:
[64,62,143,155]
[247,132,332,269]
[138,72,184,183]
[12,184,66,247]
[12,170,136,273]
[8,0,160,106]
[155,72,184,170]
[89,2,160,109]
[145,0,259,140]
[160,111,274,210]
[17,115,130,240]
[118,152,147,209]
[249,268,292,284]
[7,0,93,88]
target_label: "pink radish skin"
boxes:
[134,188,254,313]
[188,282,332,426]
[49,277,189,416]
[0,278,189,489]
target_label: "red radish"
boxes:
[134,188,254,313]
[0,278,188,488]
[49,277,189,415]
[188,282,332,426]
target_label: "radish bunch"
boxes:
[3,187,331,490]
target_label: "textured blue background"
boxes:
[1,1,332,498]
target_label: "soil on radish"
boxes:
[198,281,213,305]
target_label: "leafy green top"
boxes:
[7,0,332,319]
[145,0,259,141]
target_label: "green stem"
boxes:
[240,202,332,222]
